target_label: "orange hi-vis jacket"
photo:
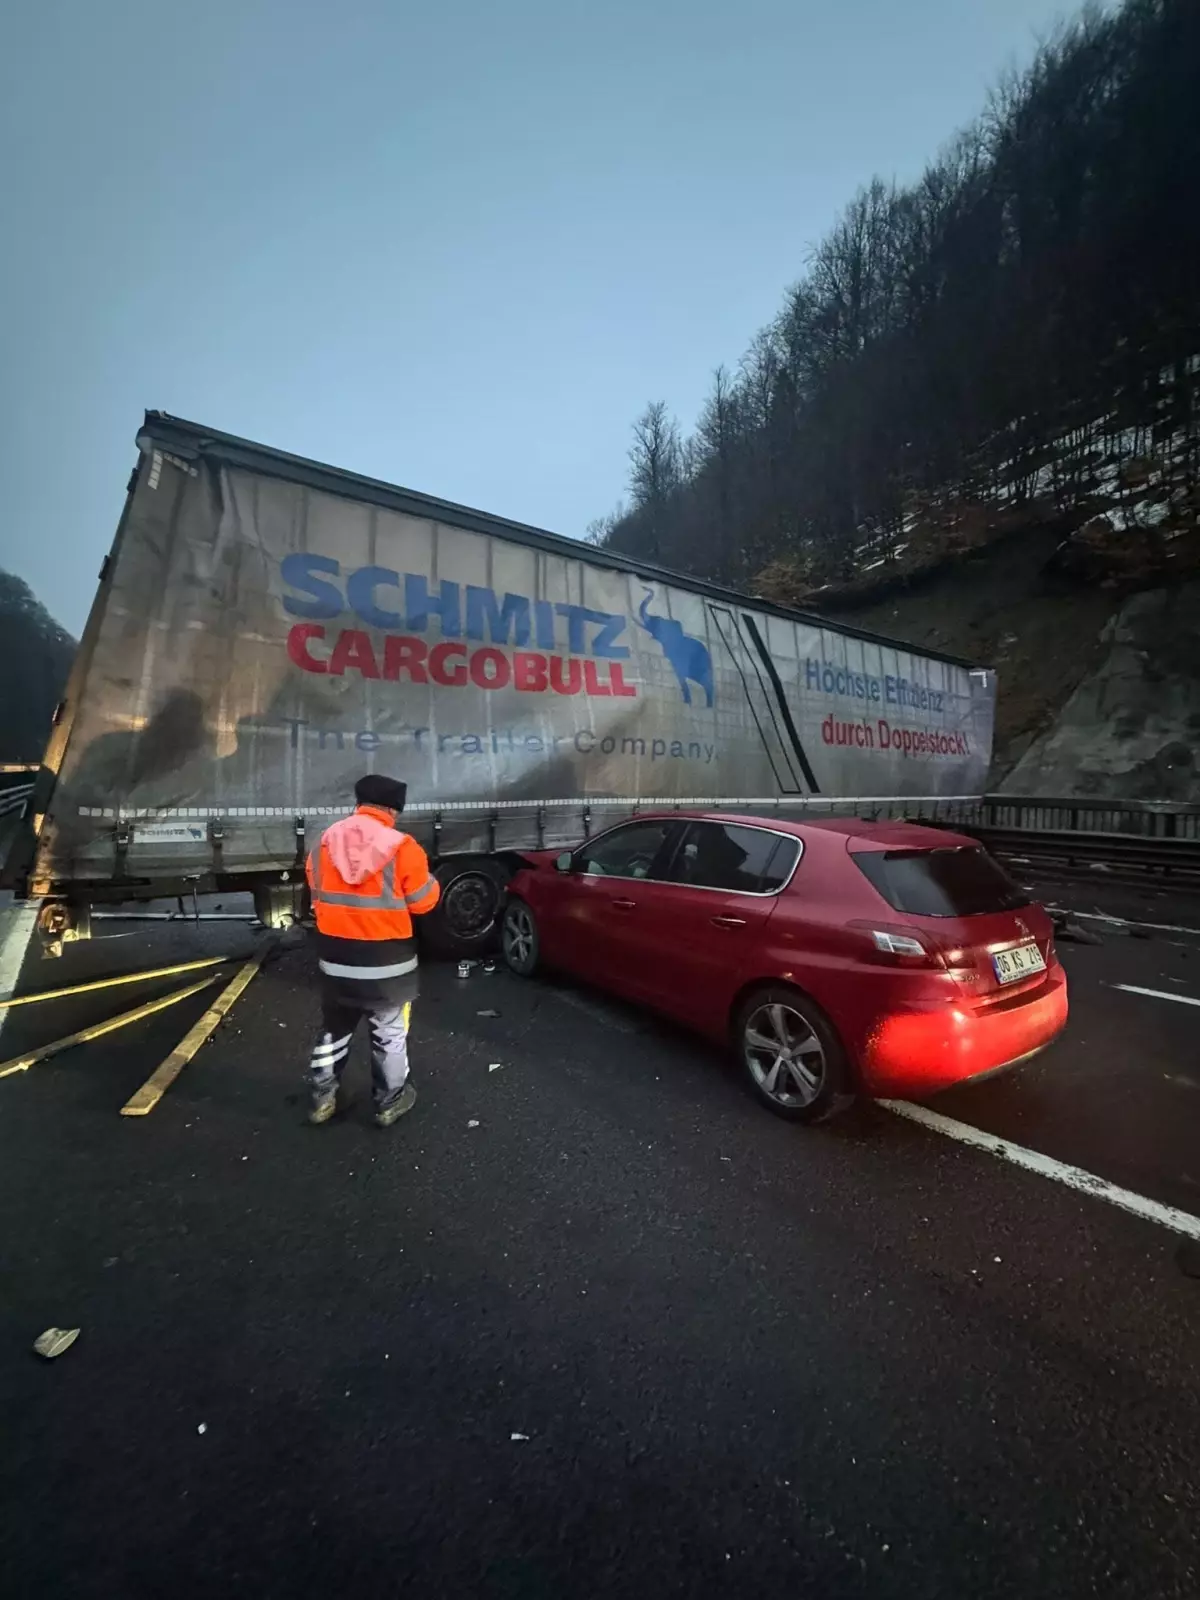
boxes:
[306,804,441,1002]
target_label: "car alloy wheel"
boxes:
[502,900,539,976]
[742,998,826,1110]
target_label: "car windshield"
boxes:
[853,846,1031,917]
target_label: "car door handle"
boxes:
[611,898,637,910]
[711,915,746,929]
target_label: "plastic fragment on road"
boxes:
[468,1119,480,1128]
[488,1062,502,1073]
[33,1327,80,1360]
[510,1432,530,1441]
[197,1423,207,1435]
[477,1009,500,1018]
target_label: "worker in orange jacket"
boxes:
[305,775,441,1127]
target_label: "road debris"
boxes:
[488,1062,503,1073]
[1,975,222,1082]
[197,1423,208,1435]
[0,955,230,1012]
[510,1431,530,1441]
[33,1327,80,1360]
[468,1119,481,1128]
[477,1009,501,1018]
[121,939,277,1116]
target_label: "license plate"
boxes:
[993,941,1047,985]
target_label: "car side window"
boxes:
[666,822,799,894]
[574,820,673,880]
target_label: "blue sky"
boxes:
[1,0,1076,635]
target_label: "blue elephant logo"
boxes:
[637,588,714,708]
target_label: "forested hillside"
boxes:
[592,0,1200,610]
[0,570,75,764]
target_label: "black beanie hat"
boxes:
[355,774,408,813]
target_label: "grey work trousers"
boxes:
[309,990,413,1109]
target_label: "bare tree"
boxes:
[628,402,682,561]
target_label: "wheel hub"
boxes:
[442,873,499,939]
[744,1001,825,1108]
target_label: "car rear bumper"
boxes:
[858,964,1069,1098]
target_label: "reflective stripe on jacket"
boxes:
[306,805,440,992]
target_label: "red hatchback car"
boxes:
[501,812,1068,1120]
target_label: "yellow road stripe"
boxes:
[0,976,221,1080]
[120,940,276,1117]
[0,956,230,1011]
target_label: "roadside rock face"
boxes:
[1000,581,1200,801]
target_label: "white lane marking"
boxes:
[1113,983,1200,1008]
[0,903,39,1049]
[1045,906,1200,938]
[879,1098,1200,1242]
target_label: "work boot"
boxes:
[374,1083,417,1128]
[308,1092,338,1126]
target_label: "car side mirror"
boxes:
[555,851,573,873]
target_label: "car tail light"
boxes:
[850,921,941,967]
[871,930,927,958]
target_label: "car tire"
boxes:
[734,985,851,1123]
[418,857,511,960]
[501,897,540,978]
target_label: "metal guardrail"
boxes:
[0,785,34,819]
[846,794,1200,841]
[767,793,1200,878]
[977,795,1200,841]
[969,826,1200,873]
[922,798,1200,880]
[0,772,37,881]
[0,769,35,820]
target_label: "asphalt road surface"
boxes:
[2,875,1200,1598]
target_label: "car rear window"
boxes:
[853,846,1031,917]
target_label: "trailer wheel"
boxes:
[419,857,511,959]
